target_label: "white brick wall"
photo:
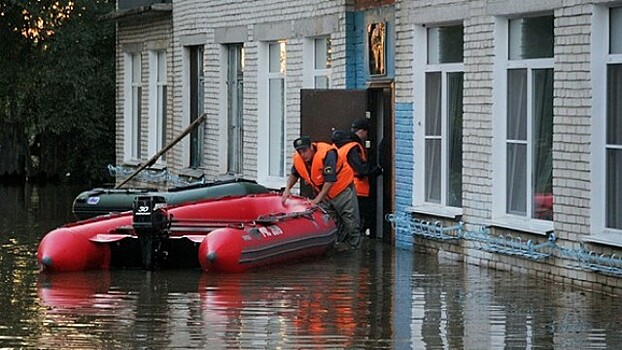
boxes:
[115,17,173,167]
[114,0,622,290]
[170,0,347,183]
[393,0,622,291]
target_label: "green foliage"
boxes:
[0,0,115,184]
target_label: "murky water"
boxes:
[2,184,622,349]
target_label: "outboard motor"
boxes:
[132,195,169,270]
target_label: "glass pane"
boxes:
[509,16,554,60]
[189,46,204,167]
[425,139,441,203]
[507,143,527,215]
[607,64,622,145]
[425,72,442,136]
[427,27,440,64]
[314,75,329,89]
[269,78,284,176]
[314,38,327,69]
[159,85,167,161]
[132,54,140,83]
[447,72,464,208]
[269,42,286,73]
[507,69,527,141]
[428,26,463,64]
[133,87,142,159]
[606,149,622,229]
[611,7,622,54]
[532,69,554,220]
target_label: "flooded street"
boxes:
[2,184,622,349]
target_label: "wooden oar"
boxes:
[115,113,207,189]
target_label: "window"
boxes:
[189,46,205,168]
[505,15,554,221]
[268,41,286,177]
[124,52,142,161]
[227,44,244,174]
[313,37,331,88]
[148,50,167,164]
[423,25,464,208]
[606,7,622,229]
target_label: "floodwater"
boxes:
[2,185,622,349]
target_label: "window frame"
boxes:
[148,50,167,165]
[123,51,142,163]
[491,15,555,234]
[257,41,288,189]
[184,45,205,169]
[411,23,465,218]
[591,5,622,239]
[302,36,332,89]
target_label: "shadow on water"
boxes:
[2,184,622,349]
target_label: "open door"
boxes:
[300,89,367,200]
[300,88,394,242]
[300,89,367,142]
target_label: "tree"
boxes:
[0,0,115,184]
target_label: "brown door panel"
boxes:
[300,89,368,142]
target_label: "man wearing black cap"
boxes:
[281,136,361,250]
[332,119,382,238]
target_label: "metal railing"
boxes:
[386,211,622,277]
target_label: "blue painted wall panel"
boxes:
[394,102,414,248]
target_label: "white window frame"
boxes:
[303,36,332,89]
[148,50,167,165]
[590,5,622,241]
[123,52,142,163]
[491,16,554,234]
[411,24,464,219]
[257,41,288,189]
[181,45,205,169]
[219,44,245,176]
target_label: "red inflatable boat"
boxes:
[37,193,337,273]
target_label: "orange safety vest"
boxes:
[293,142,354,200]
[337,142,370,197]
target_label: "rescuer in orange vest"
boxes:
[281,136,361,250]
[332,119,382,238]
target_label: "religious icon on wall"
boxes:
[368,22,386,76]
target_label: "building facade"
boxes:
[108,0,622,292]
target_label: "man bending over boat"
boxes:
[281,136,361,250]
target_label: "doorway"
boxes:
[300,88,394,243]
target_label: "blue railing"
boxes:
[386,211,622,277]
[108,164,204,187]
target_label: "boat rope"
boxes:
[168,208,318,227]
[108,164,205,187]
[386,211,622,277]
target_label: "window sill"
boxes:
[407,204,463,220]
[178,168,205,179]
[122,160,166,171]
[123,159,142,167]
[148,163,166,171]
[583,231,622,248]
[489,216,554,236]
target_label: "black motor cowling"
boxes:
[132,196,169,270]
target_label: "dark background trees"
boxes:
[0,0,115,185]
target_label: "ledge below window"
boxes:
[178,168,205,179]
[407,205,463,220]
[488,216,554,236]
[583,232,622,248]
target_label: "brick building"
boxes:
[107,0,622,292]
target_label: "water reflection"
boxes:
[34,251,391,349]
[2,185,622,349]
